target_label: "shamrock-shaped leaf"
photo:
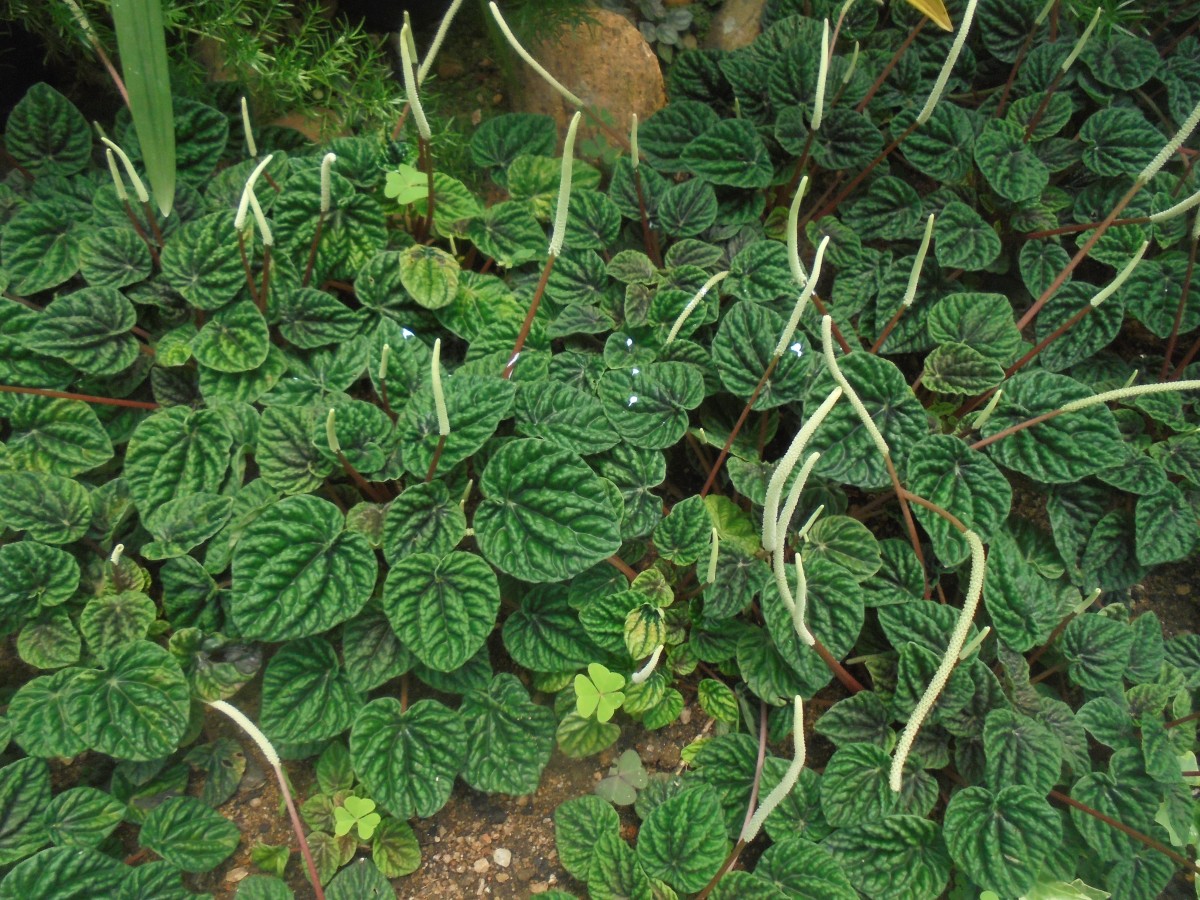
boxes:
[595,748,649,805]
[575,662,626,723]
[333,795,382,841]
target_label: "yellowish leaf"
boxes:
[902,0,954,31]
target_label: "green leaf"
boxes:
[5,668,88,758]
[639,101,722,171]
[1080,107,1162,176]
[124,406,233,511]
[653,495,712,565]
[637,784,727,893]
[1136,482,1199,566]
[0,847,125,900]
[554,794,621,882]
[682,119,773,188]
[1061,614,1134,691]
[755,836,857,899]
[159,213,244,310]
[371,819,421,878]
[982,528,1059,652]
[382,551,499,672]
[142,492,233,559]
[598,361,705,450]
[4,83,90,176]
[926,292,1022,366]
[575,662,626,723]
[514,380,619,455]
[78,226,152,289]
[657,177,719,238]
[260,638,358,744]
[22,287,139,375]
[325,858,392,899]
[0,472,91,545]
[975,118,1049,203]
[803,353,928,490]
[0,541,79,625]
[814,691,892,749]
[64,641,189,761]
[591,443,666,539]
[905,435,1011,566]
[257,405,335,495]
[461,673,555,794]
[801,515,882,581]
[381,480,466,564]
[271,286,362,349]
[1,202,82,294]
[42,786,125,850]
[0,757,50,865]
[824,815,951,900]
[943,785,1061,897]
[934,201,1001,271]
[1035,281,1125,373]
[185,737,246,807]
[313,396,394,478]
[18,608,81,669]
[696,678,739,724]
[398,244,459,310]
[470,113,558,175]
[899,102,976,182]
[3,397,113,476]
[983,708,1062,795]
[78,591,156,656]
[979,371,1124,483]
[230,494,377,641]
[556,710,620,758]
[140,796,238,873]
[237,874,293,898]
[1020,241,1072,299]
[476,438,622,583]
[192,299,270,373]
[502,585,602,670]
[1069,755,1161,861]
[820,743,901,828]
[564,190,622,251]
[1083,31,1160,90]
[712,302,810,410]
[845,176,921,242]
[350,698,466,819]
[922,343,1005,395]
[467,200,544,269]
[397,373,516,479]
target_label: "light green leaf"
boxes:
[142,492,233,560]
[0,757,50,865]
[554,794,621,883]
[0,541,79,625]
[398,244,459,310]
[1,202,82,294]
[43,786,125,849]
[159,212,244,310]
[0,847,125,900]
[192,299,270,373]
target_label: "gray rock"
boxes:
[704,0,768,51]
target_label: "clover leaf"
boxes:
[574,663,626,723]
[332,794,382,841]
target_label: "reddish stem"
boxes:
[1049,789,1200,876]
[503,255,556,380]
[0,384,158,409]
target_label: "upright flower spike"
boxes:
[417,0,465,84]
[548,112,583,258]
[811,19,830,132]
[776,235,830,359]
[903,214,936,309]
[915,0,980,126]
[822,315,889,460]
[234,154,276,231]
[110,543,124,566]
[247,189,273,247]
[104,149,128,201]
[630,112,639,168]
[786,176,810,287]
[630,644,664,685]
[489,1,584,109]
[378,343,391,384]
[325,408,340,455]
[100,137,150,204]
[706,526,719,585]
[431,338,450,437]
[762,388,842,552]
[1139,95,1200,186]
[240,96,257,158]
[320,152,337,215]
[398,23,432,142]
[1060,7,1102,76]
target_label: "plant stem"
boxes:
[855,19,925,113]
[236,231,259,305]
[418,136,436,241]
[1022,68,1066,142]
[607,554,637,582]
[425,434,448,483]
[1166,710,1200,729]
[1049,789,1200,875]
[257,244,272,314]
[1166,233,1200,379]
[336,451,387,503]
[502,255,555,380]
[302,211,326,288]
[0,384,158,409]
[633,167,662,268]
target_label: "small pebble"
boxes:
[493,847,512,868]
[530,883,549,894]
[225,866,249,883]
[249,797,262,808]
[680,706,693,724]
[473,857,490,873]
[497,872,510,883]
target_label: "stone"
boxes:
[493,847,512,867]
[704,0,768,51]
[473,857,490,873]
[510,8,666,143]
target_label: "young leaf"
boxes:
[575,663,626,723]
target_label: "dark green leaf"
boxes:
[922,343,1005,396]
[934,201,1001,271]
[260,638,358,743]
[461,674,555,794]
[1,202,82,294]
[4,397,113,477]
[598,361,705,450]
[4,83,90,176]
[0,846,125,900]
[824,815,951,900]
[0,472,92,545]
[1080,107,1162,176]
[682,118,773,188]
[554,794,621,882]
[230,494,377,640]
[42,786,125,849]
[0,757,50,865]
[350,698,466,818]
[974,118,1049,203]
[1061,614,1134,691]
[636,784,727,893]
[125,406,233,511]
[159,213,245,310]
[140,796,239,872]
[23,287,138,375]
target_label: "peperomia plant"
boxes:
[1,0,1200,897]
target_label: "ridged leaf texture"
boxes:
[260,637,359,743]
[460,674,555,794]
